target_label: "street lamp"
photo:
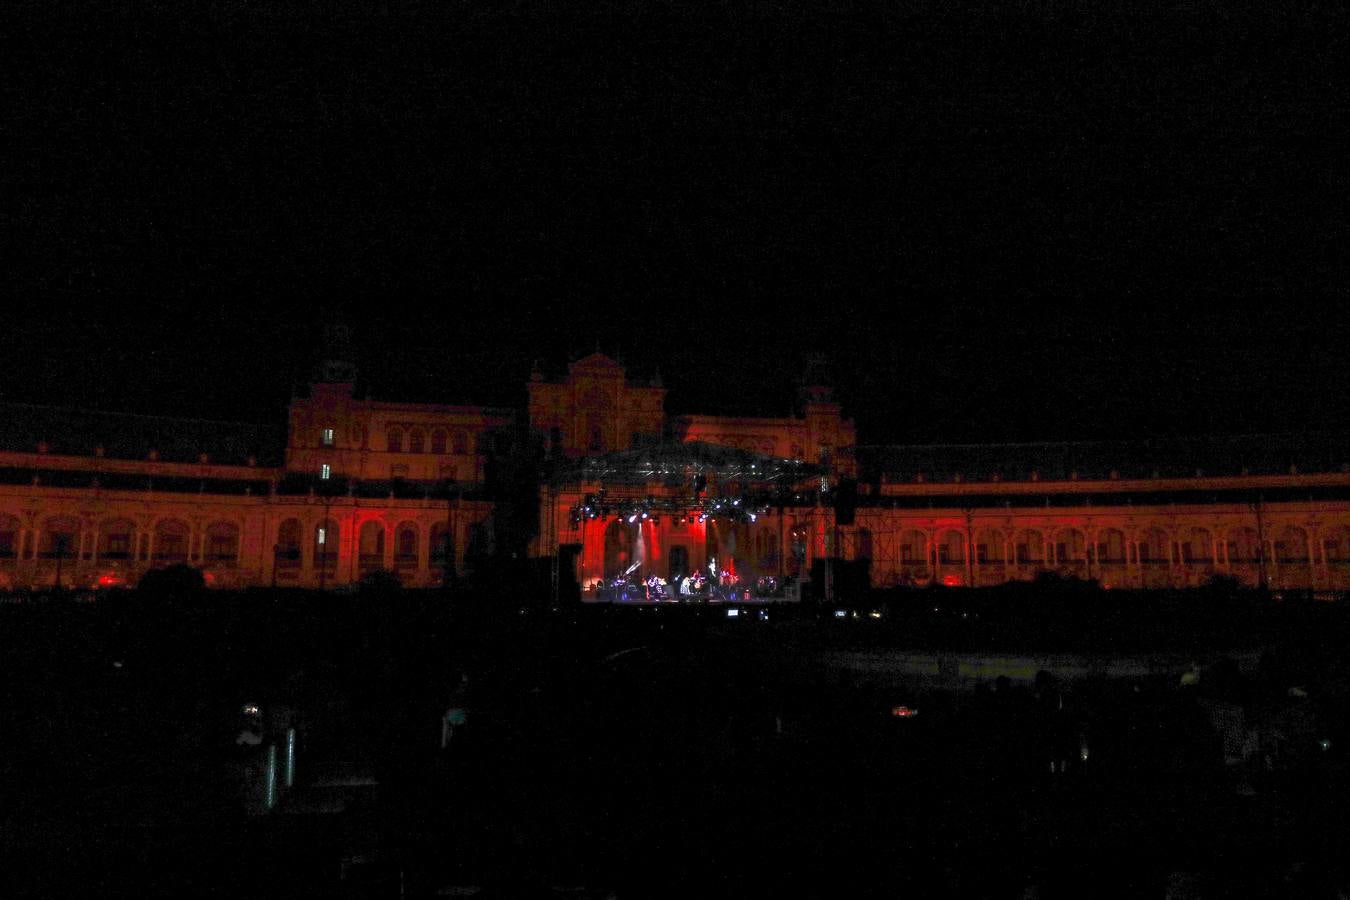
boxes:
[443,480,460,588]
[53,535,67,591]
[1253,495,1268,593]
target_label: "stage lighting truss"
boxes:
[569,491,775,528]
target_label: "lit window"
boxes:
[317,528,326,546]
[321,428,334,446]
[320,463,331,480]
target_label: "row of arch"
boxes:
[0,515,241,563]
[385,427,478,455]
[273,518,456,569]
[0,515,467,571]
[857,524,1350,567]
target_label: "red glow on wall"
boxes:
[891,705,919,718]
[941,574,962,587]
[96,573,121,587]
[646,521,660,562]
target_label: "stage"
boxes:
[582,574,801,604]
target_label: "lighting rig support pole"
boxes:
[578,509,587,596]
[318,494,330,592]
[445,482,459,588]
[548,482,560,608]
[54,536,66,592]
[1254,494,1268,593]
[965,507,975,587]
[821,489,833,605]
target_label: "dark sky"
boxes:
[6,0,1348,446]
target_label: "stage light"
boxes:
[627,514,638,523]
[748,513,756,522]
[641,511,648,519]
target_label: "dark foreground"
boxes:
[4,586,1350,898]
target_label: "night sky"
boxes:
[7,0,1348,446]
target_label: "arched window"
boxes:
[430,430,447,454]
[1054,528,1086,563]
[974,528,1004,564]
[395,523,418,563]
[41,517,80,559]
[153,519,190,563]
[206,522,240,563]
[408,428,426,454]
[936,529,965,564]
[1324,526,1350,563]
[358,520,385,568]
[1227,527,1261,563]
[314,519,339,569]
[1138,527,1170,563]
[1182,528,1213,564]
[276,519,303,566]
[386,426,404,453]
[1014,529,1045,565]
[1096,529,1127,564]
[0,515,20,559]
[99,519,136,560]
[452,431,468,455]
[1276,526,1309,563]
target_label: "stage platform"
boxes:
[581,584,802,605]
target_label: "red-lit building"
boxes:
[2,330,1349,594]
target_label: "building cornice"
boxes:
[878,472,1350,497]
[0,450,278,480]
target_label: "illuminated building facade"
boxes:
[2,332,1349,595]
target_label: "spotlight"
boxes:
[627,514,638,524]
[641,511,648,519]
[749,513,756,522]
